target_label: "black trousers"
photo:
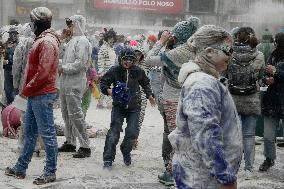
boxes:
[103,106,140,162]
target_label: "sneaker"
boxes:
[244,170,254,180]
[58,142,76,152]
[73,147,91,158]
[277,142,284,147]
[123,154,131,166]
[33,174,56,185]
[5,167,25,179]
[103,161,113,169]
[259,158,275,172]
[158,170,175,186]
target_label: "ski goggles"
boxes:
[211,45,233,56]
[121,55,136,62]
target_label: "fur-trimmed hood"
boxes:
[178,61,201,84]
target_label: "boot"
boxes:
[73,147,91,158]
[259,158,275,172]
[123,154,131,166]
[103,161,113,169]
[58,142,76,152]
[33,174,56,185]
[158,170,175,186]
[5,167,25,179]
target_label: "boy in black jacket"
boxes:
[100,47,155,168]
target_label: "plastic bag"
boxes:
[112,81,130,107]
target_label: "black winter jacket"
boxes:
[100,65,153,111]
[262,55,284,118]
[3,46,16,70]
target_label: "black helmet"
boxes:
[118,47,137,64]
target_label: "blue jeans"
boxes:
[103,106,140,162]
[14,93,58,176]
[263,116,283,160]
[239,114,256,171]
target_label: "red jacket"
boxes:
[21,29,60,97]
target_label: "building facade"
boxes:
[85,0,185,34]
[0,0,86,29]
[1,0,284,35]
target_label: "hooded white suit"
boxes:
[12,23,34,92]
[59,15,92,148]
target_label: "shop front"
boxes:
[86,0,184,33]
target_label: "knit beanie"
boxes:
[172,17,200,46]
[30,7,52,21]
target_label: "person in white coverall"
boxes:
[12,23,34,94]
[12,23,35,152]
[58,15,92,158]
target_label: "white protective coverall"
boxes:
[12,23,34,151]
[12,23,34,92]
[59,15,92,148]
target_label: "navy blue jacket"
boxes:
[3,46,16,70]
[100,65,153,110]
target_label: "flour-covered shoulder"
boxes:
[182,69,222,93]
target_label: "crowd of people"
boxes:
[0,6,284,189]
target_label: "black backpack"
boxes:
[227,57,258,95]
